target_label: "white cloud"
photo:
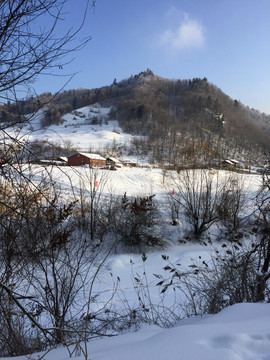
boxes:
[160,14,205,50]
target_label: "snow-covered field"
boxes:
[3,164,268,360]
[2,104,270,360]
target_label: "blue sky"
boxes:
[35,0,270,114]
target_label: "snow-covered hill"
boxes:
[6,104,143,152]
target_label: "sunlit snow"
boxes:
[2,105,270,360]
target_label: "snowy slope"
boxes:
[83,303,270,360]
[4,303,270,360]
[87,303,270,360]
[6,104,141,151]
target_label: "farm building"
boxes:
[220,159,241,169]
[122,159,138,167]
[106,157,122,168]
[58,156,68,163]
[220,159,234,169]
[67,153,106,167]
[229,159,241,167]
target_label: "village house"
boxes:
[106,156,122,168]
[58,156,68,163]
[229,159,241,167]
[122,159,138,167]
[67,152,106,167]
[220,159,241,170]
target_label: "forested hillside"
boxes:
[108,70,270,166]
[1,69,270,166]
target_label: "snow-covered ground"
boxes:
[3,303,270,360]
[71,303,270,360]
[3,165,267,360]
[5,104,144,151]
[2,108,270,360]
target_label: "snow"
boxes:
[5,303,270,360]
[2,165,267,360]
[86,303,270,360]
[2,106,269,360]
[5,104,143,151]
[70,152,107,161]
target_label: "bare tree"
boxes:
[216,174,247,233]
[0,0,94,104]
[0,0,94,168]
[171,169,224,237]
[252,173,270,301]
[0,1,96,356]
[75,167,109,241]
[25,238,93,345]
[0,0,96,245]
[156,244,259,318]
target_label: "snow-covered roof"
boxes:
[229,159,240,164]
[223,159,234,165]
[59,156,68,162]
[107,156,121,163]
[80,152,106,161]
[69,152,106,161]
